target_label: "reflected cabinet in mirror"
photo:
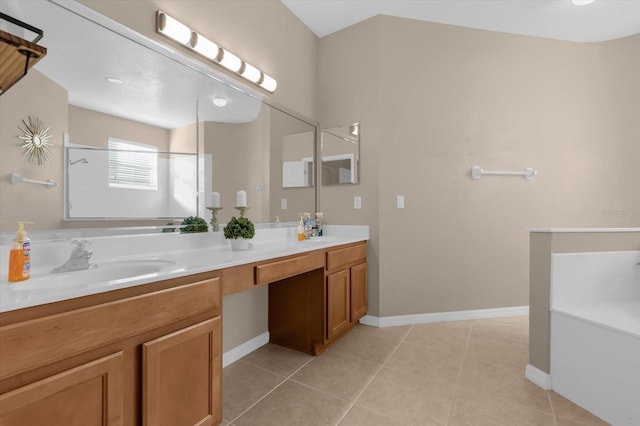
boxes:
[0,0,316,232]
[321,123,359,185]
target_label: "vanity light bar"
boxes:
[156,11,277,93]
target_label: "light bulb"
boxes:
[260,73,277,93]
[241,62,262,83]
[219,49,242,72]
[213,97,228,107]
[157,12,192,45]
[192,33,219,60]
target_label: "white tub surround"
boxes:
[528,228,640,384]
[0,225,369,312]
[550,250,640,426]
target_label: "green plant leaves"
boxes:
[180,216,208,233]
[223,216,255,240]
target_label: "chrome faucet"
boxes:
[52,240,97,272]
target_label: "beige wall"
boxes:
[529,231,640,373]
[69,106,172,151]
[78,0,318,121]
[222,285,269,352]
[170,124,197,154]
[0,70,67,232]
[318,17,640,317]
[203,107,270,224]
[317,17,383,315]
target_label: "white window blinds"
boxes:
[108,138,158,190]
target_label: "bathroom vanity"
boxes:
[0,226,368,425]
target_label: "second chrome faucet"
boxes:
[52,239,97,272]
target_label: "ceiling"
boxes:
[281,0,640,42]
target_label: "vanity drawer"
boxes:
[0,277,220,379]
[326,243,367,272]
[255,251,324,285]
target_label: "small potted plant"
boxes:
[179,216,208,233]
[223,216,255,250]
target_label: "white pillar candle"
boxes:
[211,192,220,208]
[236,190,247,207]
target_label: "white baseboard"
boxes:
[525,364,553,390]
[222,332,270,368]
[360,305,529,328]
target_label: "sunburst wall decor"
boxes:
[18,116,53,165]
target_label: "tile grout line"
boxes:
[228,355,317,424]
[332,325,415,425]
[444,319,475,425]
[547,390,559,426]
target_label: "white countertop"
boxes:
[0,225,369,313]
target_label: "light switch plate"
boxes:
[397,195,405,209]
[281,198,287,210]
[354,196,362,209]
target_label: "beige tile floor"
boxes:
[221,316,609,426]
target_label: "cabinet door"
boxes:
[350,262,368,321]
[0,352,123,426]
[143,317,221,426]
[327,269,350,340]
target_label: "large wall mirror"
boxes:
[0,0,316,232]
[321,123,359,185]
[199,96,316,224]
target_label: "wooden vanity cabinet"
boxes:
[325,242,368,343]
[0,352,124,426]
[0,274,222,426]
[326,269,351,340]
[267,241,368,355]
[143,317,221,426]
[350,262,368,321]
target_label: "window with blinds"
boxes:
[108,138,158,190]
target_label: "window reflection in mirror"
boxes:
[66,146,197,219]
[64,104,198,220]
[321,123,359,185]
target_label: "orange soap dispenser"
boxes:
[8,221,31,282]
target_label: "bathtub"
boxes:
[550,251,640,426]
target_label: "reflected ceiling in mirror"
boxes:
[321,123,359,185]
[15,0,264,129]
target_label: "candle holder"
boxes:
[234,206,250,218]
[206,207,223,231]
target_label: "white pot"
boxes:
[230,238,251,251]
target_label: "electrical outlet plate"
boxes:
[397,195,405,209]
[281,198,287,210]
[354,196,362,209]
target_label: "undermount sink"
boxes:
[11,259,176,291]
